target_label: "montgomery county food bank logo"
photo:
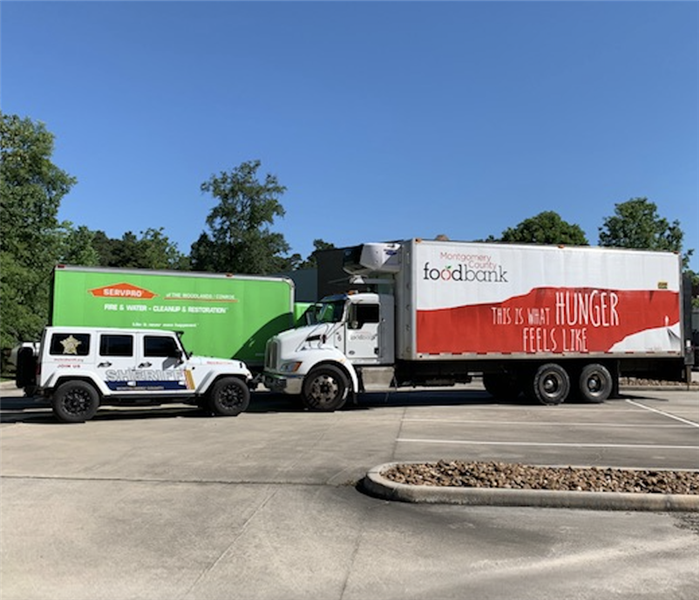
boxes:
[89,283,158,299]
[422,252,508,284]
[422,262,508,283]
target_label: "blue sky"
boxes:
[2,1,698,270]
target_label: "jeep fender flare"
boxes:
[196,367,252,396]
[44,372,110,397]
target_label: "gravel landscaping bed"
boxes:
[383,461,699,495]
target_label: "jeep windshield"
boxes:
[308,299,346,324]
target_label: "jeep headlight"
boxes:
[280,361,302,373]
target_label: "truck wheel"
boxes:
[527,363,570,406]
[302,365,348,412]
[209,377,250,416]
[578,364,613,403]
[52,381,99,423]
[483,373,520,400]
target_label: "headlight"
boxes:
[280,361,302,373]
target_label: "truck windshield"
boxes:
[309,300,346,324]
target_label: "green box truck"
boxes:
[50,265,299,370]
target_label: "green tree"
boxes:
[298,239,335,269]
[92,228,188,270]
[137,228,189,270]
[91,230,117,266]
[59,225,100,266]
[0,113,77,348]
[274,239,337,272]
[598,198,692,265]
[498,211,589,245]
[191,160,290,274]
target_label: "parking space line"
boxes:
[402,418,689,428]
[406,405,651,413]
[625,400,699,428]
[396,438,699,450]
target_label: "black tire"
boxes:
[15,347,37,388]
[52,381,99,423]
[578,363,613,403]
[208,377,250,417]
[302,365,349,412]
[527,363,570,406]
[483,373,521,400]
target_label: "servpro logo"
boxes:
[423,259,508,283]
[89,283,158,299]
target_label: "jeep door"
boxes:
[97,332,138,393]
[135,334,191,395]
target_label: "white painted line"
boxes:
[396,438,699,450]
[402,418,689,429]
[406,405,641,412]
[625,400,699,428]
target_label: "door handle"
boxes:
[138,362,152,368]
[98,362,112,368]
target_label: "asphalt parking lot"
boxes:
[1,382,698,600]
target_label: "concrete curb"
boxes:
[363,463,699,512]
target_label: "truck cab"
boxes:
[263,292,395,411]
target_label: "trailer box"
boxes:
[401,240,684,360]
[51,265,296,368]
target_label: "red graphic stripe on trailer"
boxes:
[416,288,679,355]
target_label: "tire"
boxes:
[208,377,250,417]
[52,381,99,423]
[483,373,521,400]
[302,365,349,412]
[15,347,37,388]
[578,363,613,403]
[527,363,570,406]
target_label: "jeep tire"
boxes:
[52,381,100,423]
[208,377,250,417]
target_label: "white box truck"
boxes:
[263,239,693,410]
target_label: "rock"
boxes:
[382,461,699,494]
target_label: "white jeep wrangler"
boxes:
[34,326,253,423]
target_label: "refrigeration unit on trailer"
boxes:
[264,239,692,410]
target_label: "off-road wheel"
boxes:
[526,363,570,406]
[208,377,250,416]
[302,365,349,412]
[578,363,613,403]
[52,381,100,423]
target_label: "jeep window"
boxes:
[144,335,180,358]
[100,334,133,357]
[49,333,90,356]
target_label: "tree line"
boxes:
[1,112,695,348]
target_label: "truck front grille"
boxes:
[265,340,279,370]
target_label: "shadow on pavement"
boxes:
[245,388,596,413]
[0,396,209,424]
[1,387,641,423]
